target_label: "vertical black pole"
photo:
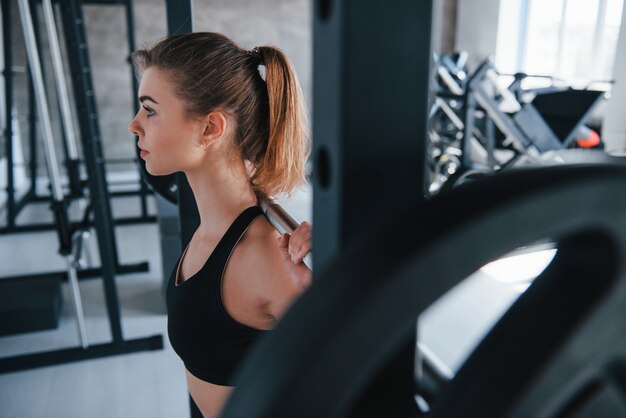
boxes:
[58,0,124,343]
[163,4,200,417]
[125,0,138,119]
[313,0,433,416]
[28,66,38,197]
[312,0,431,273]
[164,0,198,251]
[2,0,16,229]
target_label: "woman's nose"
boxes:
[128,114,141,136]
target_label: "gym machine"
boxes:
[0,0,163,373]
[467,59,604,155]
[0,0,151,283]
[0,0,155,235]
[13,0,88,345]
[428,52,491,193]
[428,56,608,193]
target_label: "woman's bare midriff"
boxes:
[185,368,234,418]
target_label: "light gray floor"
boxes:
[0,189,190,418]
[0,176,545,417]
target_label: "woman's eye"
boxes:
[143,106,156,117]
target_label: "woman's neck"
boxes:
[184,156,258,239]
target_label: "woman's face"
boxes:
[128,67,205,176]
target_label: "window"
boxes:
[495,0,624,87]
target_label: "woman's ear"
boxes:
[201,111,228,148]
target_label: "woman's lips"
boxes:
[139,148,149,158]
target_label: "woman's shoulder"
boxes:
[230,214,300,307]
[236,214,284,273]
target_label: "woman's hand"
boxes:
[277,221,312,290]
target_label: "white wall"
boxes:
[602,8,626,153]
[455,0,502,70]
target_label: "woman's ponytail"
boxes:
[250,46,310,198]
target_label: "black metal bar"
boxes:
[462,92,477,170]
[0,261,150,283]
[58,0,125,343]
[312,0,431,272]
[164,3,198,250]
[166,0,193,37]
[163,6,196,241]
[0,336,163,374]
[486,118,497,168]
[66,158,83,196]
[163,2,197,416]
[50,200,72,255]
[20,193,56,202]
[28,64,38,196]
[112,214,157,224]
[314,0,433,408]
[53,89,78,195]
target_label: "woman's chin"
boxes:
[145,165,175,177]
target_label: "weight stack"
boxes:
[0,278,63,336]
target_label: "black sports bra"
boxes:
[166,206,268,385]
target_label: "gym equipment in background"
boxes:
[15,0,88,346]
[1,0,152,283]
[428,57,608,194]
[0,0,163,374]
[0,0,154,235]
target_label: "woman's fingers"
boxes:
[277,233,292,264]
[277,232,290,250]
[289,222,312,263]
[275,222,312,264]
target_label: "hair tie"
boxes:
[248,47,263,65]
